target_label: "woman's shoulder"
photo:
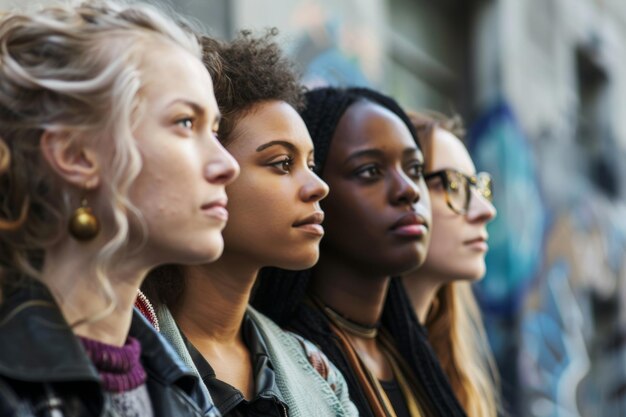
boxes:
[247,307,341,390]
[247,306,359,416]
[287,332,340,390]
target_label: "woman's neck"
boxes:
[401,271,443,323]
[310,255,390,330]
[311,255,395,380]
[41,239,149,347]
[173,252,259,399]
[173,252,259,345]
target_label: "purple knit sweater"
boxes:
[79,336,147,393]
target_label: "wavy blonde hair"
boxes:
[0,0,201,316]
[408,111,502,417]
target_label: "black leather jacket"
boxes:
[0,282,220,417]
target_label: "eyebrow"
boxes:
[345,147,420,163]
[345,149,383,164]
[256,140,298,153]
[168,99,221,123]
[403,147,421,157]
[167,99,204,116]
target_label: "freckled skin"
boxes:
[125,42,239,267]
[221,100,329,270]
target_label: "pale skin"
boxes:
[39,40,238,346]
[173,100,329,398]
[310,102,432,381]
[402,127,496,323]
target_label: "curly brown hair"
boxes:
[201,28,305,145]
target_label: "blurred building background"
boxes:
[3,0,626,415]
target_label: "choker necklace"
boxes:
[321,303,380,339]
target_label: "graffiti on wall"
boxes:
[287,1,383,87]
[520,198,626,417]
[467,101,547,410]
[468,101,546,316]
[469,101,626,417]
[233,0,386,88]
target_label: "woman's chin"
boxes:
[276,250,320,271]
[456,263,487,282]
[179,237,225,266]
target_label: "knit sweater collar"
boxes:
[78,335,146,393]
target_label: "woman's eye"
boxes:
[175,117,195,130]
[269,157,294,173]
[407,162,424,178]
[427,180,445,191]
[355,165,381,179]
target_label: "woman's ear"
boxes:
[40,129,101,189]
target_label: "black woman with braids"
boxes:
[252,87,468,417]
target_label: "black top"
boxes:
[183,313,289,417]
[379,379,411,417]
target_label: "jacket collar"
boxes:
[181,312,286,414]
[130,304,199,396]
[0,280,99,384]
[0,280,199,397]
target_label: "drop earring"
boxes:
[68,196,100,241]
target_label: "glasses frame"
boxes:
[423,169,493,215]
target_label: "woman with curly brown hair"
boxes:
[0,1,238,416]
[402,111,501,417]
[142,31,358,417]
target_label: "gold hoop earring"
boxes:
[68,197,100,241]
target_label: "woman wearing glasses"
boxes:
[401,112,500,417]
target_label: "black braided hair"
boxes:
[298,86,421,175]
[252,86,467,417]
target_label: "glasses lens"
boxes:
[476,172,493,201]
[445,171,469,213]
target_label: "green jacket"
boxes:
[156,304,359,417]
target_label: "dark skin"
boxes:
[310,100,432,380]
[173,100,328,399]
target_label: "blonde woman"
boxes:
[0,1,238,416]
[402,112,501,417]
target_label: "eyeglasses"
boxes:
[423,169,493,215]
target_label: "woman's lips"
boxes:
[389,212,428,238]
[293,211,325,236]
[201,198,228,222]
[295,223,324,236]
[463,236,489,252]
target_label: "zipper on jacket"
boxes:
[279,401,288,417]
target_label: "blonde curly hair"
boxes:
[0,0,200,313]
